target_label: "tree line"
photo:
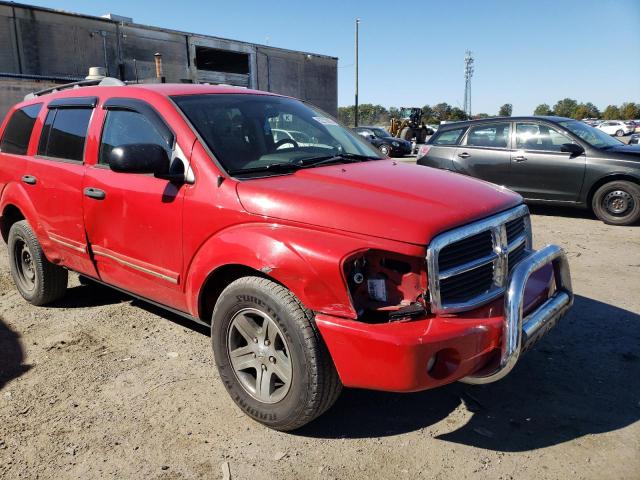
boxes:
[337,99,639,127]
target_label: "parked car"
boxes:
[0,81,573,431]
[597,120,634,136]
[629,134,639,145]
[417,116,640,225]
[354,126,412,156]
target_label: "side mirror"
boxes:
[109,143,172,177]
[560,143,584,156]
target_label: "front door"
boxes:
[82,99,189,310]
[509,122,586,202]
[26,98,98,276]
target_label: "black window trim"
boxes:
[461,121,513,151]
[0,102,43,156]
[514,121,576,155]
[36,106,94,164]
[48,96,98,109]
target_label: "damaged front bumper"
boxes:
[315,244,573,392]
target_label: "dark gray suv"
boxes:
[417,116,640,225]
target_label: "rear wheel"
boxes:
[8,220,68,305]
[592,180,640,225]
[615,129,624,137]
[400,127,414,141]
[211,276,342,431]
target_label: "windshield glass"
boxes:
[371,128,392,138]
[172,94,384,176]
[559,120,623,149]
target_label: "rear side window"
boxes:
[465,122,510,148]
[99,110,172,165]
[432,127,466,145]
[38,108,92,162]
[0,104,42,155]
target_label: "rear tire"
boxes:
[400,127,414,141]
[7,220,68,305]
[592,180,640,225]
[211,276,342,431]
[615,129,624,137]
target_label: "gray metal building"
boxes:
[0,2,338,121]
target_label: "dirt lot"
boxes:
[1,207,639,480]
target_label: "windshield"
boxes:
[559,120,623,149]
[371,128,392,138]
[172,94,384,176]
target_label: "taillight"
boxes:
[417,145,431,158]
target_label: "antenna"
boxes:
[463,50,474,118]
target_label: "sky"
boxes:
[23,0,640,115]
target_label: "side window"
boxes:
[465,122,510,148]
[0,104,42,155]
[432,128,466,146]
[99,110,172,166]
[516,123,572,152]
[37,108,93,162]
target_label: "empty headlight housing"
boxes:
[343,250,428,323]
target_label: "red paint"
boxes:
[0,84,553,393]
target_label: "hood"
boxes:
[236,160,522,245]
[605,144,640,156]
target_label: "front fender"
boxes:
[184,222,425,320]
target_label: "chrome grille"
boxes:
[426,205,532,314]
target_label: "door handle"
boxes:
[21,175,37,185]
[84,187,106,200]
[513,155,527,162]
[457,152,471,158]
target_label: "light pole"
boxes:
[354,18,360,127]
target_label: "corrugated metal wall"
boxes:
[0,2,338,122]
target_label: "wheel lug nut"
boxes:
[252,353,257,358]
[264,340,270,346]
[269,356,276,364]
[252,337,258,343]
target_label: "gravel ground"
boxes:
[0,207,639,480]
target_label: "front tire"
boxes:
[592,181,640,225]
[211,276,342,431]
[379,144,392,156]
[7,220,68,305]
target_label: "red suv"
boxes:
[0,80,573,430]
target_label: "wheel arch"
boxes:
[0,203,26,243]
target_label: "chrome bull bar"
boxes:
[462,244,573,384]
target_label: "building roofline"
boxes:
[0,1,339,61]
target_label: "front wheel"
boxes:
[592,180,640,225]
[379,144,392,156]
[7,220,68,305]
[211,276,342,431]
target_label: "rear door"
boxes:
[420,126,467,170]
[452,121,512,185]
[82,98,190,310]
[25,97,98,276]
[509,121,586,201]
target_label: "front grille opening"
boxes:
[506,217,525,244]
[440,262,494,304]
[438,230,493,271]
[508,242,527,273]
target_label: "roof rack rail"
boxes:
[24,77,125,101]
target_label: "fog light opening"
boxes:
[428,348,461,380]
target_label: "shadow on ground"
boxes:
[527,204,595,220]
[0,315,30,390]
[298,295,640,451]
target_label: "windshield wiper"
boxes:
[295,152,377,167]
[228,162,302,175]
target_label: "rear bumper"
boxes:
[316,245,573,392]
